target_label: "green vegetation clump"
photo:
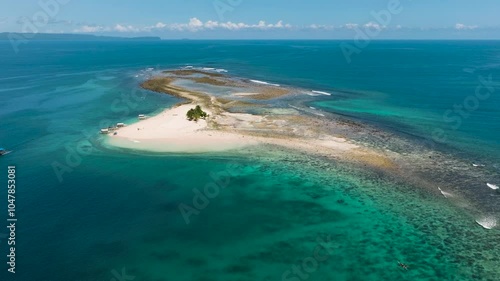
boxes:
[186,105,209,121]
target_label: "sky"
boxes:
[1,0,500,39]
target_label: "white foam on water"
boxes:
[306,93,321,96]
[0,85,35,93]
[311,90,332,96]
[184,66,226,72]
[487,183,499,190]
[250,80,280,87]
[476,217,497,229]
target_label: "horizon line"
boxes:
[1,32,500,41]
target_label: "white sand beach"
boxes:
[106,104,258,153]
[106,102,359,156]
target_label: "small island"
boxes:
[106,68,394,170]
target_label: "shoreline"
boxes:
[106,101,362,156]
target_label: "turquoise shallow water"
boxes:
[0,40,499,280]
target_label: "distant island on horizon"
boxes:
[0,32,162,41]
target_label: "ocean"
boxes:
[0,40,499,280]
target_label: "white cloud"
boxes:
[154,22,166,29]
[169,18,211,31]
[165,18,293,32]
[70,18,403,34]
[75,19,486,35]
[364,22,384,31]
[187,17,203,31]
[217,21,245,31]
[343,23,359,30]
[114,24,139,32]
[74,18,295,33]
[455,23,478,30]
[74,25,105,33]
[114,24,128,32]
[309,24,334,30]
[75,23,140,33]
[204,20,219,29]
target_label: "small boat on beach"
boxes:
[138,114,147,120]
[100,129,110,134]
[117,123,126,128]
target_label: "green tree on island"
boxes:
[186,105,209,121]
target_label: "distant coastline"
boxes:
[0,32,161,41]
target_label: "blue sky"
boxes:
[1,0,500,39]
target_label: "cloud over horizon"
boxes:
[1,1,498,39]
[455,23,479,30]
[71,18,485,36]
[73,18,293,33]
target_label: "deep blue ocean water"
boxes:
[1,40,499,280]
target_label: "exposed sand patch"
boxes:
[232,92,260,97]
[106,102,359,156]
[107,104,258,153]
